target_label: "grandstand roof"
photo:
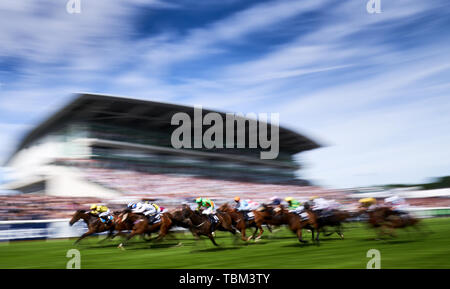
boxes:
[8,93,320,162]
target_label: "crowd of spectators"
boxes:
[1,167,449,220]
[0,195,103,221]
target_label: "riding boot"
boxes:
[210,220,216,233]
[209,215,217,233]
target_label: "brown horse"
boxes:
[217,203,264,241]
[180,204,236,246]
[303,207,353,241]
[117,211,173,248]
[251,204,294,240]
[69,210,116,244]
[363,206,420,238]
[166,208,199,239]
[269,205,319,243]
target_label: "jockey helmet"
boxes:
[90,204,97,210]
[359,197,376,206]
[310,196,318,201]
[127,202,137,209]
[285,197,293,202]
[234,196,240,202]
[195,197,203,203]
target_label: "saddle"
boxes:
[209,214,219,224]
[242,211,254,221]
[100,215,113,224]
[299,212,309,220]
[148,213,162,224]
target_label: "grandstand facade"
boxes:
[2,93,326,203]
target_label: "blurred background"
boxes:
[0,0,449,241]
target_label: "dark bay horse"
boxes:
[166,208,199,239]
[363,206,420,238]
[69,210,116,244]
[303,207,353,240]
[180,204,236,246]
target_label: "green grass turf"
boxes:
[0,218,449,269]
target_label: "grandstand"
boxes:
[1,93,343,218]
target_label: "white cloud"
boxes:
[0,0,449,188]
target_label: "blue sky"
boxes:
[0,0,449,188]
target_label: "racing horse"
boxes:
[302,202,353,241]
[116,210,172,248]
[251,204,292,240]
[217,203,264,241]
[269,205,319,244]
[69,209,116,244]
[166,207,200,239]
[180,204,236,246]
[363,206,420,238]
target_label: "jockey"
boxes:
[90,204,113,224]
[234,197,250,210]
[309,196,335,217]
[270,196,282,206]
[285,197,304,215]
[384,195,409,215]
[285,197,301,211]
[359,197,377,211]
[234,197,257,220]
[128,201,161,224]
[195,197,219,232]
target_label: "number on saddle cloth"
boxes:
[299,212,309,220]
[149,213,162,224]
[100,215,113,223]
[209,214,219,223]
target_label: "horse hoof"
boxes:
[246,237,253,241]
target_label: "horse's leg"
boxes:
[315,228,321,246]
[100,228,115,243]
[255,224,264,241]
[266,224,273,233]
[74,229,95,245]
[224,221,236,235]
[337,225,344,239]
[118,226,144,248]
[239,223,248,241]
[246,226,256,241]
[296,228,307,243]
[155,224,169,242]
[323,227,334,237]
[207,233,219,246]
[113,230,129,239]
[111,230,120,239]
[191,228,201,240]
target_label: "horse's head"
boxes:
[218,202,229,211]
[273,205,285,215]
[116,210,132,224]
[69,210,86,226]
[218,202,234,213]
[257,203,269,212]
